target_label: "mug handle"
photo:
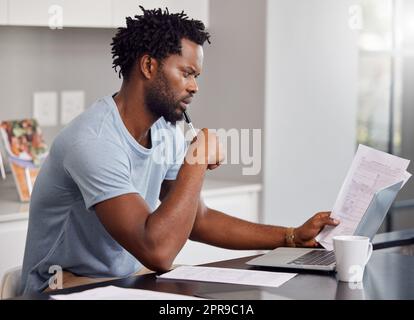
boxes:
[365,242,373,265]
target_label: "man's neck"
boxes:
[113,81,158,148]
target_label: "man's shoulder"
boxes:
[71,96,114,130]
[52,96,123,153]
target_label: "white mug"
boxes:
[333,235,373,283]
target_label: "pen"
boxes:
[183,110,198,139]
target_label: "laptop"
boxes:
[246,181,403,271]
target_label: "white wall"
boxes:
[192,0,266,184]
[0,27,121,146]
[264,0,358,226]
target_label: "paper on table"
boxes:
[316,144,411,250]
[158,266,297,288]
[51,285,203,300]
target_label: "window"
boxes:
[357,0,414,231]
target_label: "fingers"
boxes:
[325,217,340,226]
[315,211,331,219]
[314,212,340,228]
[215,139,225,165]
[302,239,319,247]
[208,140,224,170]
[187,129,225,167]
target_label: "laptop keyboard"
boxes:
[288,250,336,266]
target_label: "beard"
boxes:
[144,70,184,125]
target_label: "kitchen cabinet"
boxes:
[8,0,112,28]
[0,177,29,285]
[174,180,262,265]
[0,220,28,287]
[111,0,209,28]
[0,0,7,24]
[2,0,209,28]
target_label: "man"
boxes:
[21,7,339,294]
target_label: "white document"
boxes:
[316,144,411,250]
[51,285,203,300]
[158,266,297,288]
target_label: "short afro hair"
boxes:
[111,6,211,80]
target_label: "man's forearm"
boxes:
[145,161,206,265]
[190,207,289,250]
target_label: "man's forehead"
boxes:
[164,38,203,71]
[181,38,203,53]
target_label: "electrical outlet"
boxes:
[61,91,85,125]
[33,92,58,126]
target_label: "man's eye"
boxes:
[183,72,190,78]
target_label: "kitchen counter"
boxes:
[201,179,261,197]
[0,175,261,223]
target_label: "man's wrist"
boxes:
[285,227,296,247]
[184,152,209,170]
[182,159,208,173]
[184,145,209,169]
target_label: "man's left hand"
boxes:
[294,212,340,247]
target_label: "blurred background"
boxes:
[0,0,413,272]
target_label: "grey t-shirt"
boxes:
[21,95,186,294]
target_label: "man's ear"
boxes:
[140,54,158,80]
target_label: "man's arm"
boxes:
[161,180,340,249]
[190,204,339,249]
[95,129,223,273]
[95,161,205,272]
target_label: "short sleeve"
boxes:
[63,139,136,210]
[164,125,188,180]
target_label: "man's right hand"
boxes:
[185,128,225,170]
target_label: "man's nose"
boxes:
[188,77,199,94]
